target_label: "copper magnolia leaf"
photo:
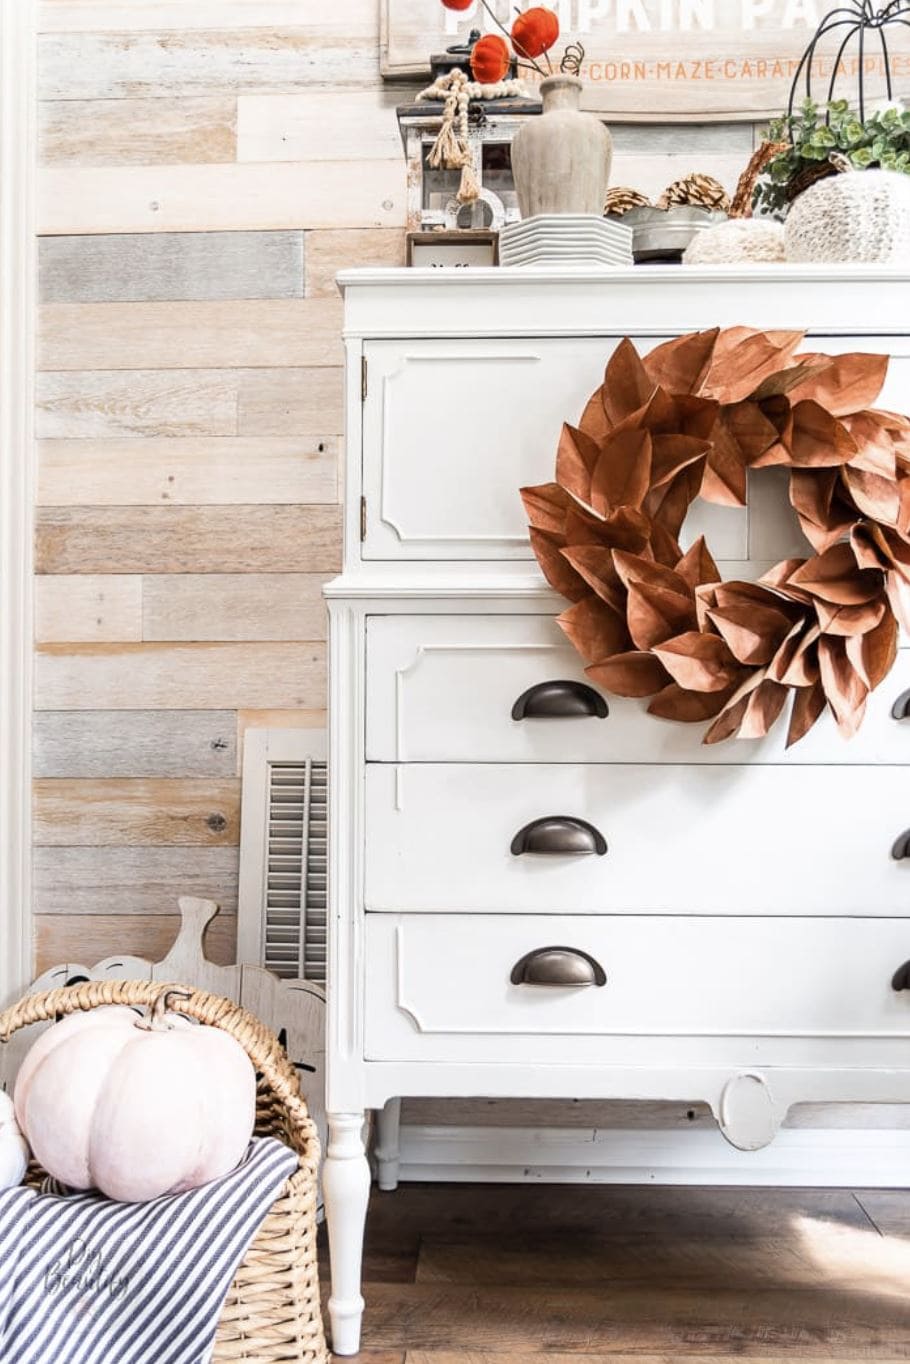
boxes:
[886,571,910,632]
[586,650,668,697]
[706,602,794,665]
[650,433,712,490]
[818,635,868,737]
[626,581,697,651]
[845,607,898,690]
[782,400,858,468]
[738,678,790,739]
[787,352,888,417]
[767,618,813,682]
[844,410,898,478]
[842,466,901,525]
[786,680,827,747]
[650,522,684,569]
[644,460,704,537]
[718,400,780,464]
[602,337,655,425]
[558,595,629,664]
[591,428,652,515]
[652,632,740,692]
[675,536,721,590]
[705,329,804,404]
[814,597,887,637]
[556,423,600,504]
[780,623,821,686]
[749,357,829,402]
[560,545,626,614]
[529,527,587,601]
[700,419,748,507]
[612,549,690,598]
[643,328,719,396]
[647,681,737,723]
[521,482,570,533]
[789,542,883,605]
[672,393,720,442]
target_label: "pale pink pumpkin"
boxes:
[14,995,256,1202]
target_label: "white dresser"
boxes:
[323,265,910,1356]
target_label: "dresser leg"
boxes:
[374,1097,402,1192]
[324,1111,370,1356]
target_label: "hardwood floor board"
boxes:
[39,231,305,304]
[36,504,342,574]
[852,1191,910,1236]
[359,1281,910,1354]
[35,641,326,711]
[404,1356,905,1363]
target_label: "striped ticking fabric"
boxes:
[0,1136,297,1364]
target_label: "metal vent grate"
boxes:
[264,758,327,981]
[238,729,328,983]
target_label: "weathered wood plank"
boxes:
[609,122,757,155]
[305,228,406,297]
[237,90,402,163]
[39,161,406,234]
[35,913,238,974]
[33,710,238,778]
[33,777,241,847]
[37,369,238,439]
[39,298,343,369]
[34,574,142,643]
[33,845,239,912]
[39,29,381,99]
[40,97,236,167]
[38,435,338,507]
[36,505,341,573]
[35,642,326,710]
[37,367,343,439]
[39,231,304,303]
[405,1357,888,1364]
[38,1,379,31]
[142,573,329,642]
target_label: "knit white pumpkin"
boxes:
[785,170,910,264]
[683,218,785,264]
[0,1090,28,1188]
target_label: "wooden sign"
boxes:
[381,0,910,121]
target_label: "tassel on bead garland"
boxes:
[418,68,527,204]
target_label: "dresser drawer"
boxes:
[360,334,910,563]
[366,615,910,765]
[364,913,910,1064]
[365,763,909,916]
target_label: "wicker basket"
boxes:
[0,980,329,1364]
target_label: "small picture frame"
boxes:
[406,230,499,269]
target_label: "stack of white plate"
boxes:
[500,214,633,268]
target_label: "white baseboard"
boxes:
[397,1124,910,1187]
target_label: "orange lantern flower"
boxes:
[470,32,511,82]
[511,6,559,59]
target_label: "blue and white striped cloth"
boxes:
[0,1136,297,1364]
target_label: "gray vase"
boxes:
[510,75,613,218]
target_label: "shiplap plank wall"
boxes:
[38,0,878,1136]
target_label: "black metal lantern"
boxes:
[788,0,910,121]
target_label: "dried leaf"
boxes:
[784,400,857,468]
[650,434,712,490]
[556,423,600,504]
[845,608,898,690]
[647,681,737,723]
[529,527,587,601]
[627,581,697,650]
[786,352,889,416]
[842,466,901,525]
[643,328,719,396]
[602,338,655,425]
[738,679,789,739]
[586,650,668,697]
[705,329,804,404]
[652,632,740,692]
[558,595,629,665]
[706,601,794,665]
[675,536,721,590]
[591,428,652,515]
[560,545,625,614]
[717,401,780,464]
[612,550,689,598]
[789,542,883,605]
[814,598,886,637]
[521,482,570,533]
[643,460,704,538]
[700,419,748,507]
[780,623,821,686]
[786,681,827,747]
[818,635,868,738]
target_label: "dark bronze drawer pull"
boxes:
[892,688,910,720]
[892,830,910,860]
[512,680,608,720]
[510,816,607,856]
[893,960,910,990]
[511,946,607,988]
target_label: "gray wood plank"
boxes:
[39,231,304,303]
[33,709,237,777]
[32,845,239,915]
[607,122,756,155]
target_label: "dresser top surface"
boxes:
[338,263,910,290]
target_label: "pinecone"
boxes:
[604,186,651,217]
[657,173,730,212]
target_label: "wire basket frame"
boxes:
[788,0,910,121]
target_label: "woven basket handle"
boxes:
[0,980,319,1166]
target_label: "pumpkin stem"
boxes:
[136,988,193,1032]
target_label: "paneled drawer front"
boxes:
[365,763,910,916]
[364,913,910,1063]
[360,334,910,562]
[367,614,910,765]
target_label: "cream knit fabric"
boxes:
[683,218,785,264]
[784,170,910,264]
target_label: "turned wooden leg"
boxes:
[374,1097,402,1192]
[324,1111,371,1356]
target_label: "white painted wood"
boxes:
[323,1111,371,1356]
[366,615,910,766]
[396,1124,910,1187]
[364,913,910,1066]
[237,91,402,165]
[365,763,909,916]
[38,1,379,31]
[0,0,36,1009]
[374,1097,402,1192]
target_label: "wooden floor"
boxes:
[320,1182,910,1361]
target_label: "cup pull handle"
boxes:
[511,946,607,988]
[892,688,910,720]
[892,830,910,860]
[893,960,910,990]
[512,680,608,720]
[510,816,607,857]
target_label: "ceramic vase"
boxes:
[510,74,613,218]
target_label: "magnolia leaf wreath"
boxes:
[521,327,910,747]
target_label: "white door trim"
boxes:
[0,0,37,1007]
